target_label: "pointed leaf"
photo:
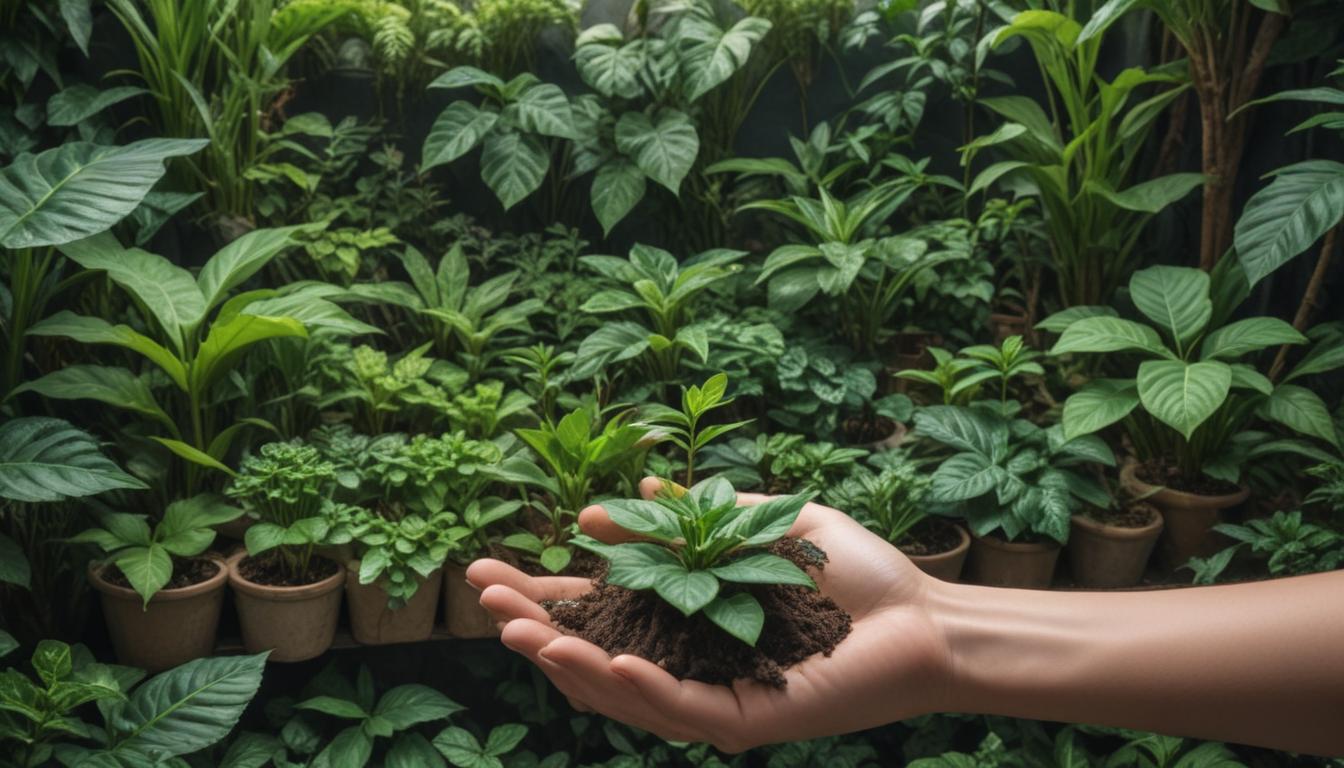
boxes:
[0,416,146,503]
[1136,360,1232,440]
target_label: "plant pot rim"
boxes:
[971,532,1061,553]
[90,554,228,604]
[345,560,442,584]
[903,522,970,563]
[227,551,344,601]
[1120,462,1250,508]
[1071,509,1164,539]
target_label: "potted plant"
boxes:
[1067,484,1165,588]
[915,405,1116,588]
[225,440,349,662]
[556,476,851,687]
[824,454,968,581]
[442,498,524,638]
[1046,265,1342,566]
[355,431,510,642]
[77,495,242,671]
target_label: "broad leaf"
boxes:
[651,566,719,616]
[1061,380,1140,440]
[591,158,645,235]
[0,533,30,588]
[191,314,307,393]
[47,85,147,127]
[0,139,207,249]
[929,452,999,502]
[112,545,172,607]
[1199,317,1305,360]
[1084,173,1204,213]
[710,553,813,587]
[682,16,772,101]
[1050,316,1170,358]
[196,225,309,313]
[1234,160,1344,287]
[913,406,1005,458]
[615,109,698,194]
[113,653,267,759]
[13,365,173,428]
[25,311,188,389]
[575,35,643,99]
[1128,266,1211,350]
[374,685,463,731]
[1260,384,1340,449]
[423,102,498,170]
[601,499,684,542]
[703,593,765,646]
[480,130,548,211]
[0,416,146,503]
[505,83,576,139]
[1136,360,1232,440]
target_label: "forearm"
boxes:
[925,572,1344,756]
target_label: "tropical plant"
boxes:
[0,638,265,768]
[571,243,745,386]
[700,432,807,491]
[967,8,1204,307]
[487,405,653,573]
[422,66,577,211]
[915,405,1116,544]
[574,475,816,646]
[1185,510,1343,585]
[366,431,503,520]
[823,453,932,546]
[16,225,371,497]
[109,0,348,222]
[227,440,347,581]
[769,340,896,439]
[1046,265,1344,484]
[902,335,1043,406]
[641,373,752,486]
[71,494,241,607]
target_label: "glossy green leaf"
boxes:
[1136,360,1232,440]
[1061,379,1141,440]
[25,312,188,389]
[710,553,813,587]
[651,566,719,616]
[615,109,698,194]
[1260,384,1340,448]
[113,653,267,759]
[374,685,462,731]
[47,85,147,126]
[703,592,765,646]
[1050,316,1170,358]
[1199,317,1306,360]
[480,130,548,211]
[0,416,146,503]
[423,102,498,170]
[1234,160,1344,287]
[13,365,173,430]
[591,158,645,235]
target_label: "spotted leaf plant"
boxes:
[574,476,815,646]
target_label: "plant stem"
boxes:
[1269,224,1339,382]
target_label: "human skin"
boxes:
[465,478,1344,757]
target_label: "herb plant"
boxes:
[915,405,1116,544]
[71,495,242,607]
[575,476,816,646]
[1186,511,1343,585]
[899,335,1042,406]
[642,373,752,486]
[227,440,345,581]
[824,455,932,546]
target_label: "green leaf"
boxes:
[317,726,375,768]
[539,546,571,574]
[25,312,188,389]
[386,733,447,768]
[929,453,999,502]
[591,158,645,235]
[615,109,698,194]
[703,593,764,646]
[1228,364,1273,395]
[0,629,17,658]
[1128,266,1212,349]
[423,102,498,170]
[112,545,172,607]
[0,416,146,503]
[480,130,548,211]
[1084,173,1204,213]
[575,36,643,99]
[433,726,498,768]
[0,533,29,588]
[506,83,576,139]
[1199,317,1306,360]
[1136,360,1232,440]
[0,139,207,249]
[912,406,1004,457]
[1077,0,1141,43]
[47,85,147,126]
[1061,380,1140,440]
[150,438,235,476]
[33,639,72,685]
[113,653,267,759]
[600,499,683,542]
[651,566,719,616]
[710,553,814,587]
[296,695,366,720]
[1050,316,1170,358]
[682,16,772,101]
[483,723,527,756]
[191,314,307,394]
[196,226,309,314]
[374,685,463,731]
[1260,384,1340,449]
[968,160,1031,196]
[428,66,504,92]
[1035,305,1116,333]
[719,493,809,548]
[219,732,282,768]
[59,0,93,54]
[59,234,208,352]
[1234,160,1344,287]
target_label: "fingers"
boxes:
[479,584,550,624]
[577,504,643,544]
[465,559,591,602]
[609,654,755,751]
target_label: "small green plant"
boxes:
[770,441,871,496]
[700,432,807,491]
[367,432,504,520]
[71,495,242,607]
[824,455,932,546]
[502,343,575,426]
[345,507,467,609]
[0,637,265,768]
[642,373,752,486]
[227,440,344,581]
[899,335,1043,406]
[575,476,816,646]
[1185,510,1343,585]
[488,405,653,572]
[915,405,1115,544]
[324,343,465,433]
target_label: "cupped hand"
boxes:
[465,478,954,753]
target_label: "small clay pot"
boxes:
[904,524,970,582]
[1067,507,1164,588]
[966,534,1060,589]
[346,562,442,645]
[1120,463,1249,569]
[90,555,227,672]
[443,563,497,638]
[227,551,344,662]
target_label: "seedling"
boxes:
[574,476,815,646]
[643,373,751,486]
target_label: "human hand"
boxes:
[465,478,954,752]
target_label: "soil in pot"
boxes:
[1134,460,1240,496]
[1068,503,1163,589]
[899,520,971,582]
[228,552,345,662]
[842,415,905,451]
[92,555,227,673]
[346,564,442,645]
[545,539,852,688]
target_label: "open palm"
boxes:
[465,478,954,753]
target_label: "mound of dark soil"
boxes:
[105,556,219,591]
[545,538,852,688]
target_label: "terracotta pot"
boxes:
[988,312,1029,344]
[443,563,497,638]
[903,524,970,582]
[214,515,254,542]
[966,534,1060,589]
[346,562,442,645]
[1120,463,1249,569]
[89,555,227,672]
[227,551,344,662]
[1067,507,1164,588]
